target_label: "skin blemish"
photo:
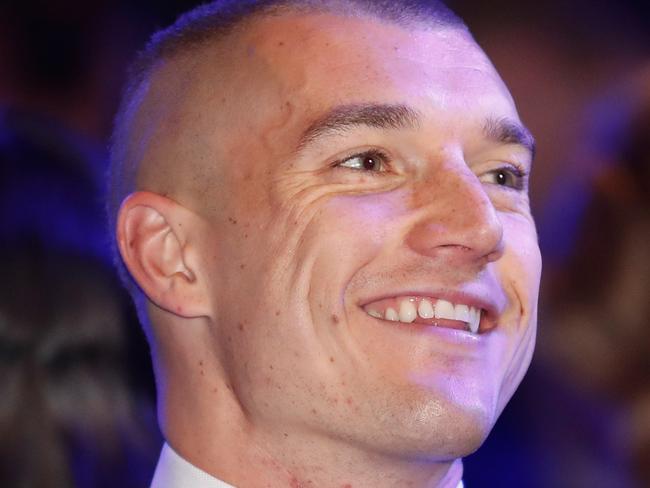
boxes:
[212,387,218,393]
[329,356,335,363]
[238,322,244,331]
[269,364,274,370]
[278,41,285,46]
[346,397,353,406]
[331,314,339,324]
[275,310,281,316]
[228,216,238,225]
[240,263,246,269]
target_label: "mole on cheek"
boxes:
[331,314,339,324]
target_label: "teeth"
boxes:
[469,307,481,334]
[417,299,435,319]
[434,299,455,320]
[366,298,483,334]
[367,309,382,319]
[398,300,417,323]
[385,307,399,321]
[455,304,470,323]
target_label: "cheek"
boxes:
[502,214,542,303]
[317,191,408,247]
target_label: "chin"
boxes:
[358,387,499,462]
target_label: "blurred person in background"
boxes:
[537,66,650,488]
[0,28,161,487]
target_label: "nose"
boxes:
[405,162,504,266]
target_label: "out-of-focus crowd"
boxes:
[0,1,648,486]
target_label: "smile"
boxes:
[363,296,485,334]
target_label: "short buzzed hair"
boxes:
[107,0,468,309]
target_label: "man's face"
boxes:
[159,13,540,459]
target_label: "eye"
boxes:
[335,150,389,172]
[481,165,527,191]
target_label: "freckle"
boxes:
[269,364,274,370]
[221,97,226,103]
[283,432,288,437]
[227,335,233,343]
[275,310,281,316]
[293,351,300,358]
[331,314,339,324]
[278,41,285,46]
[128,240,135,248]
[311,408,317,415]
[346,397,353,405]
[212,387,218,393]
[238,322,244,331]
[200,369,204,376]
[244,233,249,239]
[199,360,203,366]
[329,356,335,363]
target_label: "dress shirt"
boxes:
[151,443,464,488]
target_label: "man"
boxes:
[108,1,541,486]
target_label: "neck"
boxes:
[163,382,464,487]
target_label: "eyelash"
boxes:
[332,150,528,191]
[482,164,528,191]
[332,149,391,173]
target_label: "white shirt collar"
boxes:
[151,443,235,488]
[151,442,464,488]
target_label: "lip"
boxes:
[357,287,505,332]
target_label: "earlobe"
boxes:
[117,191,209,317]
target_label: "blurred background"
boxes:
[0,0,648,486]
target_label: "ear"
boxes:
[116,191,210,318]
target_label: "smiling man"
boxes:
[108,1,541,487]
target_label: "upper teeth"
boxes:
[365,297,482,334]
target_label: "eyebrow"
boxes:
[296,102,536,159]
[482,116,536,159]
[297,103,420,151]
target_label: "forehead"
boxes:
[231,12,514,116]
